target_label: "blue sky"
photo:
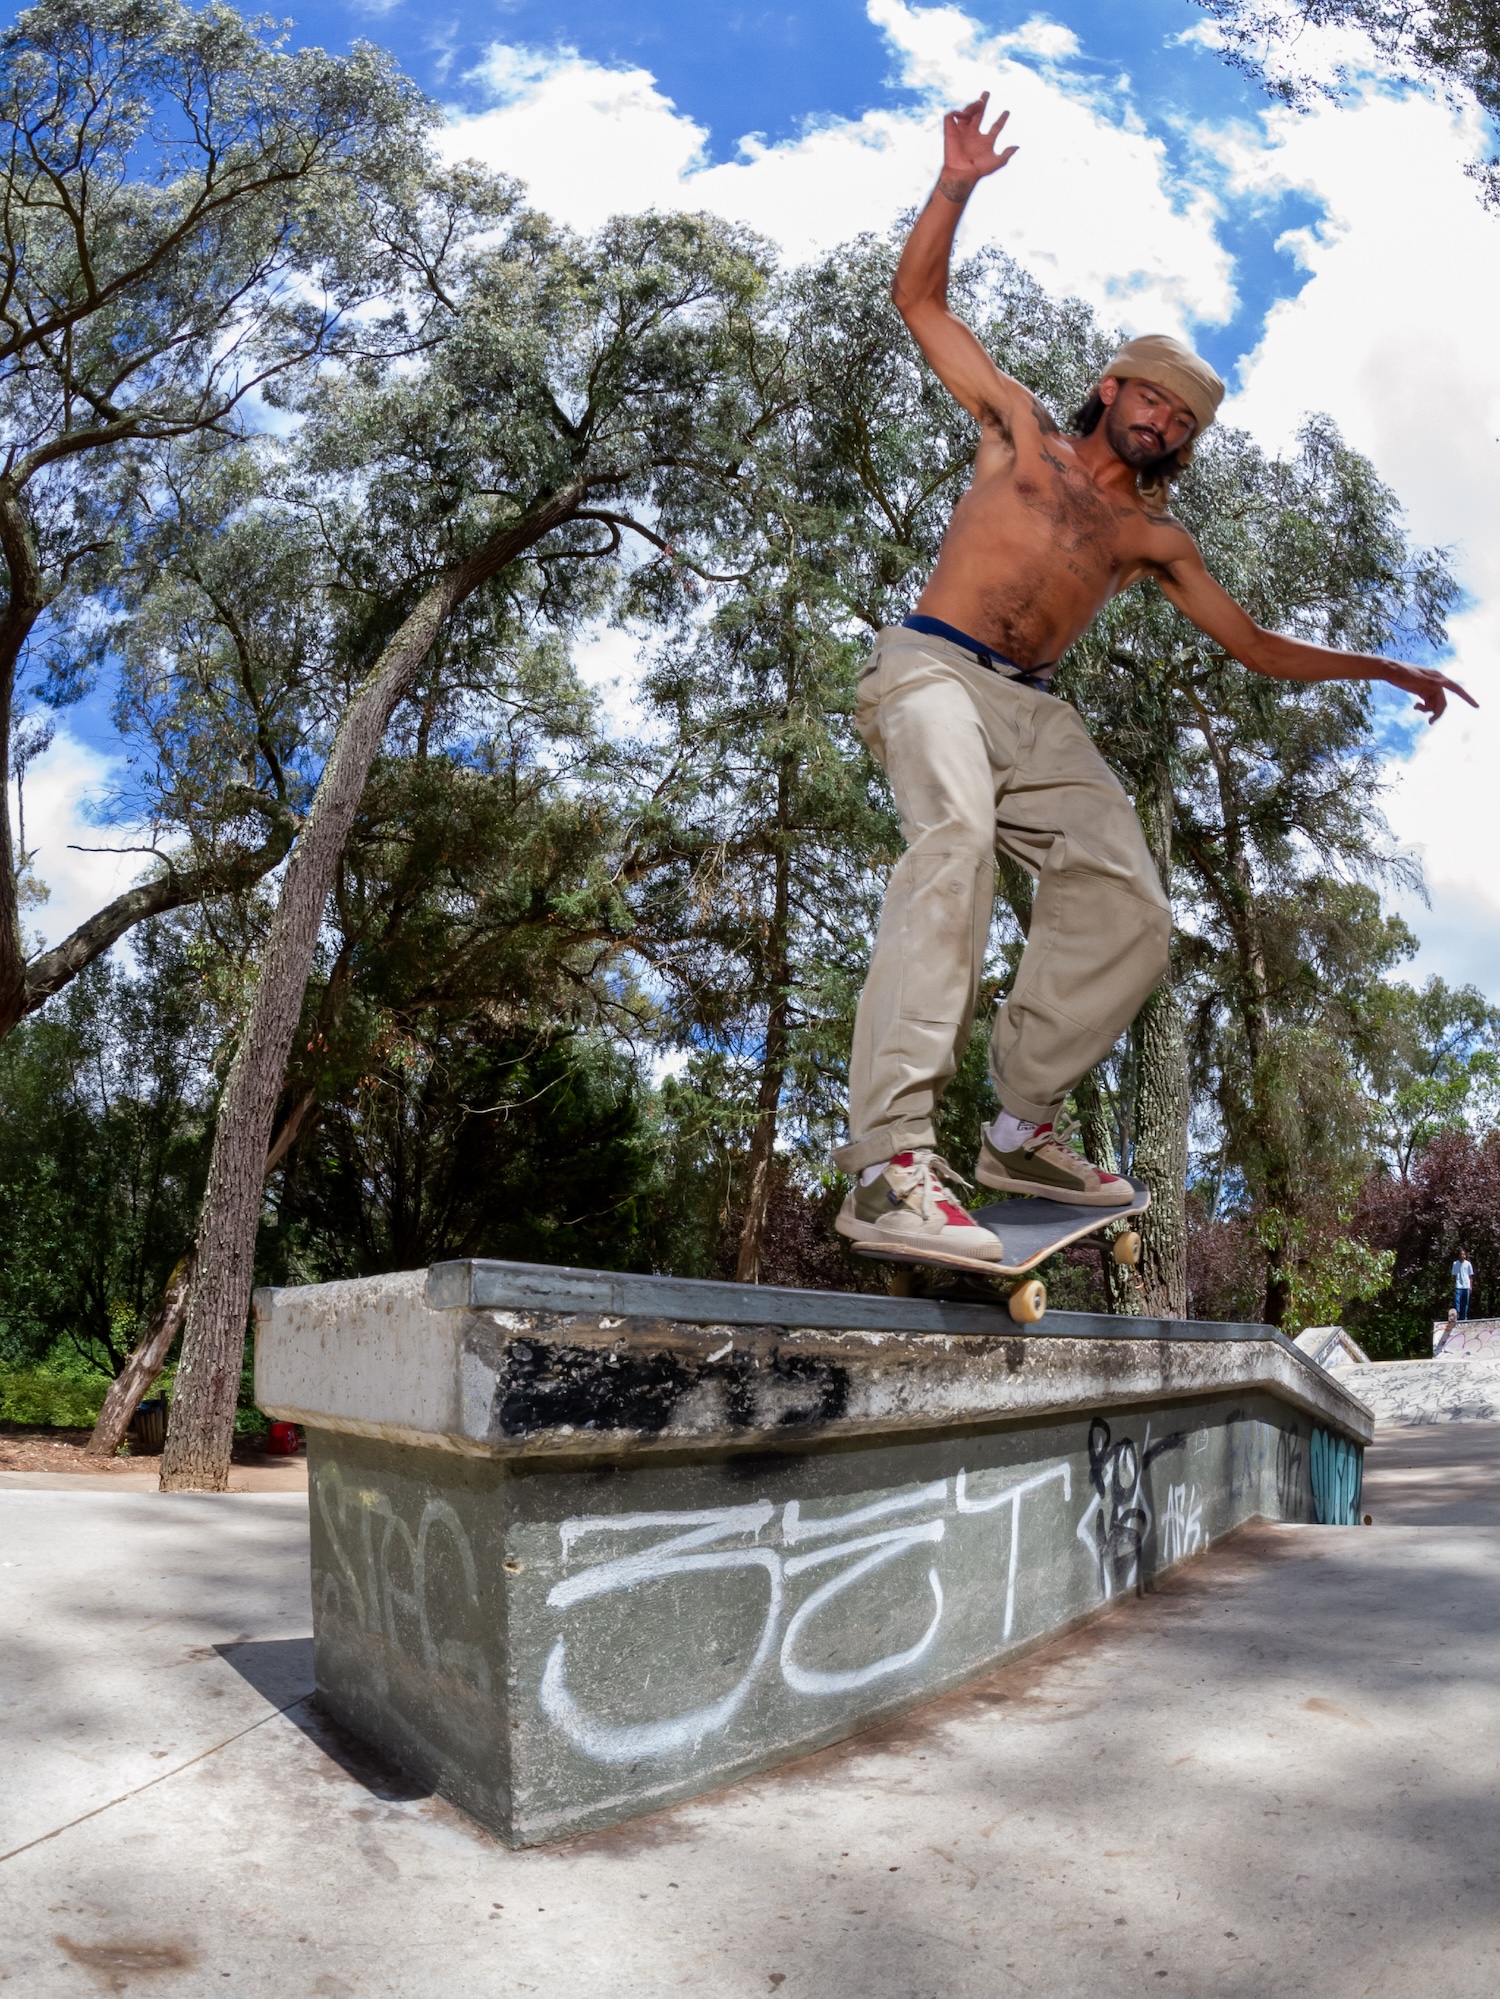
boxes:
[15,0,1500,998]
[283,0,1323,375]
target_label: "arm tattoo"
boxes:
[937,175,975,203]
[1030,398,1060,436]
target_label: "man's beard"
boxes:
[1103,400,1179,480]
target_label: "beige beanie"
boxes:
[1101,334,1224,436]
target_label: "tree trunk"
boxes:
[735,996,788,1285]
[84,1254,196,1458]
[1262,1239,1293,1332]
[1131,985,1189,1317]
[1181,697,1286,1322]
[0,490,49,1032]
[160,490,584,1491]
[1131,762,1189,1318]
[1074,1067,1139,1316]
[735,762,792,1286]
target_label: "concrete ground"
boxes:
[1,1426,1496,1999]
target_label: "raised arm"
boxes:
[1155,531,1477,724]
[891,95,1027,426]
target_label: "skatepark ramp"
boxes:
[254,1263,1372,1846]
[1348,1353,1500,1425]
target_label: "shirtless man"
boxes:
[836,94,1475,1268]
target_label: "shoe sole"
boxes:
[835,1217,1006,1266]
[973,1160,1135,1208]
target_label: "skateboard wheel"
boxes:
[1008,1279,1047,1324]
[1113,1229,1142,1268]
[888,1269,915,1298]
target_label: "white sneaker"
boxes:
[836,1151,1004,1263]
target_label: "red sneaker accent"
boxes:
[937,1199,976,1227]
[889,1151,914,1167]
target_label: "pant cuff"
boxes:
[994,1090,1067,1126]
[833,1125,937,1174]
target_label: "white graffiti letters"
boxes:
[538,1506,783,1763]
[955,1463,1072,1640]
[1157,1482,1203,1562]
[542,1465,1080,1763]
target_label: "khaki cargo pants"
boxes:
[833,625,1171,1175]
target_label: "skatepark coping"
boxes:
[256,1261,1374,1462]
[426,1256,1315,1349]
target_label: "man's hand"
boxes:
[1378,657,1477,724]
[939,94,1018,202]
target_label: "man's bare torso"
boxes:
[916,394,1190,671]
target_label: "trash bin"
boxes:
[131,1397,167,1453]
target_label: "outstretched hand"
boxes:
[1383,658,1478,724]
[939,94,1017,198]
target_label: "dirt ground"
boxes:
[0,1423,308,1488]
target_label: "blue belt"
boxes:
[900,614,1055,691]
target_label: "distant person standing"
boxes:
[1452,1249,1475,1320]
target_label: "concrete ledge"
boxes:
[249,1261,1376,1846]
[254,1263,1373,1460]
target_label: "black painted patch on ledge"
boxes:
[493,1337,850,1438]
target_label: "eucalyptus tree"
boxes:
[90,553,647,1451]
[1198,0,1500,203]
[1365,976,1500,1179]
[616,241,1090,1283]
[161,193,771,1488]
[0,0,432,1034]
[633,586,894,1285]
[1066,416,1454,1325]
[0,922,217,1382]
[256,625,658,1281]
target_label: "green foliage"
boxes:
[0,927,216,1375]
[1365,976,1500,1174]
[1197,0,1500,203]
[0,1363,109,1427]
[0,0,444,1031]
[1258,1208,1395,1333]
[268,1027,665,1282]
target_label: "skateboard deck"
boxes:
[854,1179,1150,1280]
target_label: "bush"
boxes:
[0,1366,109,1429]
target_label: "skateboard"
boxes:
[854,1179,1150,1323]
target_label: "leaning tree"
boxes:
[159,190,772,1488]
[0,0,435,1035]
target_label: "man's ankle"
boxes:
[989,1110,1045,1151]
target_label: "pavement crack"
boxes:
[0,1690,315,1867]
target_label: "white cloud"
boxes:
[1217,83,1500,994]
[572,622,655,742]
[993,16,1080,61]
[444,0,1236,335]
[10,729,144,958]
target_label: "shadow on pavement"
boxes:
[216,1637,434,1804]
